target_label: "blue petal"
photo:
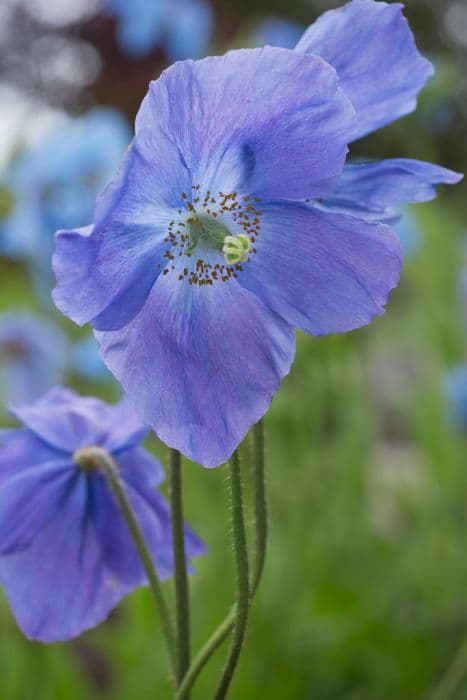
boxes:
[0,428,67,487]
[0,462,72,554]
[0,474,125,642]
[295,0,433,141]
[53,141,190,331]
[325,159,463,222]
[136,47,356,200]
[95,267,296,467]
[237,202,402,335]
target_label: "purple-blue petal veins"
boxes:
[0,388,205,642]
[295,0,434,141]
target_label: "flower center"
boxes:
[159,187,262,286]
[187,214,251,264]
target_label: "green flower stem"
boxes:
[212,449,250,700]
[250,419,267,596]
[429,636,467,700]
[170,448,191,692]
[95,448,177,675]
[175,421,268,700]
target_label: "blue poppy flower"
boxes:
[254,17,305,50]
[106,0,213,61]
[53,45,406,466]
[0,387,205,642]
[1,108,131,295]
[0,311,67,408]
[295,0,462,223]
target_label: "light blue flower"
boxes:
[1,108,131,294]
[71,334,111,381]
[0,311,67,408]
[106,0,213,60]
[254,17,305,49]
[444,365,467,430]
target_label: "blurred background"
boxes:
[0,0,467,698]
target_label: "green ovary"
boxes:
[188,215,250,265]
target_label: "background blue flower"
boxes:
[0,387,205,642]
[0,311,67,409]
[253,17,304,49]
[443,364,467,430]
[106,0,213,61]
[1,108,131,299]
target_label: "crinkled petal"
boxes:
[136,46,356,200]
[325,159,463,221]
[237,202,402,335]
[53,141,190,331]
[95,269,296,467]
[0,462,72,554]
[295,0,433,141]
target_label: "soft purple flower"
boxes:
[0,311,67,407]
[106,0,213,61]
[0,387,205,642]
[53,46,404,466]
[295,0,462,223]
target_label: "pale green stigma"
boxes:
[222,234,251,264]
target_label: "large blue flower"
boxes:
[0,311,67,408]
[53,45,403,466]
[106,0,213,61]
[1,108,131,295]
[53,3,462,467]
[0,387,205,642]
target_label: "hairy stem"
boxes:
[170,449,191,693]
[175,421,268,699]
[94,448,176,674]
[212,450,250,700]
